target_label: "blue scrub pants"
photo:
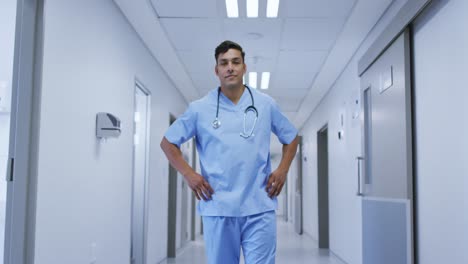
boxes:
[202,210,276,264]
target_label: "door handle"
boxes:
[6,157,14,182]
[357,156,364,196]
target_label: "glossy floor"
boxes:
[160,218,346,264]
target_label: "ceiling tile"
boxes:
[281,0,357,18]
[151,0,221,18]
[178,51,216,73]
[269,72,317,90]
[160,18,224,51]
[223,19,282,53]
[283,112,297,121]
[243,51,277,73]
[276,51,327,73]
[191,73,219,93]
[275,97,303,112]
[264,88,309,99]
[281,18,346,51]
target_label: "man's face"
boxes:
[215,49,246,89]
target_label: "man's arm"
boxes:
[160,137,213,200]
[266,135,299,197]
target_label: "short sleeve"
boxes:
[164,104,197,147]
[270,98,298,144]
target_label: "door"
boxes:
[4,0,45,263]
[294,137,303,235]
[359,30,414,264]
[167,115,177,258]
[317,125,329,249]
[131,83,151,264]
[190,139,197,241]
[179,143,190,249]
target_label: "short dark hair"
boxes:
[215,40,245,64]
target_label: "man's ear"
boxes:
[215,65,219,76]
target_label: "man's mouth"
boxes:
[225,75,236,79]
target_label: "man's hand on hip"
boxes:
[184,172,214,201]
[266,169,287,198]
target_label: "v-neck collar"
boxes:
[219,86,249,108]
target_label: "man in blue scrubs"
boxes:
[161,40,298,264]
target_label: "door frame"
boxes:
[4,0,45,263]
[130,80,152,264]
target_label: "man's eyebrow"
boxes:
[219,57,242,62]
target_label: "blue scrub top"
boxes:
[165,87,298,217]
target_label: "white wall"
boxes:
[412,0,467,263]
[299,1,408,264]
[34,0,187,264]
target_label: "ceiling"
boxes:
[114,0,394,131]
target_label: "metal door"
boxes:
[359,30,414,264]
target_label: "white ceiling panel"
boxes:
[160,18,224,51]
[276,51,327,73]
[281,18,347,51]
[191,73,219,92]
[243,51,277,72]
[269,72,317,90]
[276,97,303,112]
[151,0,221,18]
[281,0,357,18]
[178,51,216,73]
[265,88,309,99]
[283,112,297,122]
[223,19,282,52]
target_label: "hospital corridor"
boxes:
[0,0,467,264]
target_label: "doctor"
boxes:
[160,40,299,264]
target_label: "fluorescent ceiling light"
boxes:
[261,72,270,89]
[266,0,280,18]
[247,0,259,18]
[249,72,257,88]
[226,0,239,18]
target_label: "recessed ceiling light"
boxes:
[247,0,259,18]
[249,72,257,88]
[226,0,239,18]
[266,0,280,18]
[261,72,270,89]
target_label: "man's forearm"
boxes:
[160,137,195,177]
[277,136,299,174]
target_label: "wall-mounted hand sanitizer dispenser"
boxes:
[96,112,121,138]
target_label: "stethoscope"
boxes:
[212,85,258,138]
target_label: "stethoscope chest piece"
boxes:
[212,118,221,129]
